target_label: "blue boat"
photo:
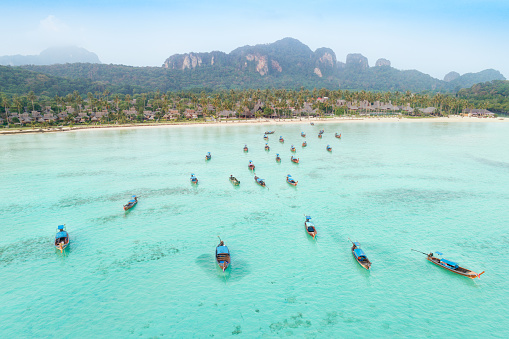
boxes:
[319,129,324,134]
[190,173,198,184]
[279,136,284,143]
[205,152,211,160]
[304,216,317,238]
[426,251,485,279]
[290,145,296,152]
[276,153,281,162]
[54,225,69,253]
[263,134,268,140]
[216,239,231,272]
[286,174,298,186]
[123,195,138,211]
[265,143,270,151]
[326,145,332,152]
[254,175,266,187]
[350,240,371,270]
[301,132,306,137]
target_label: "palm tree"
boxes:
[2,95,10,127]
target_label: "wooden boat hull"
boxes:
[327,148,332,152]
[335,134,341,138]
[279,139,284,143]
[427,256,484,278]
[248,165,255,170]
[265,147,270,151]
[55,238,69,252]
[123,201,137,211]
[318,135,322,138]
[229,178,240,186]
[305,223,316,238]
[302,143,307,147]
[287,180,297,186]
[291,158,299,163]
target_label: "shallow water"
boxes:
[1,122,508,337]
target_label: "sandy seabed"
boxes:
[0,116,506,135]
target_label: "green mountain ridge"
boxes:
[0,38,505,96]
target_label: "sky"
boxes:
[1,0,508,79]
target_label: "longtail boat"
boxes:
[302,141,307,147]
[254,175,266,187]
[421,251,485,279]
[301,132,306,137]
[291,156,299,164]
[263,134,268,140]
[205,152,211,160]
[55,225,69,253]
[279,136,284,143]
[229,175,240,186]
[265,131,275,134]
[190,173,198,184]
[290,145,296,152]
[123,195,138,211]
[286,174,298,186]
[304,216,317,238]
[276,154,281,162]
[265,143,270,151]
[335,133,341,139]
[350,240,371,270]
[318,134,322,139]
[248,160,255,170]
[310,122,314,125]
[216,239,230,272]
[319,129,324,134]
[326,145,332,152]
[243,144,248,152]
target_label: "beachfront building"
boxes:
[461,109,495,118]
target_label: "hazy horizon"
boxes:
[1,0,508,80]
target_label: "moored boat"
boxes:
[248,160,255,170]
[290,145,296,152]
[55,225,69,253]
[265,143,270,151]
[265,131,275,134]
[276,153,281,162]
[286,174,298,186]
[310,122,314,125]
[335,133,341,139]
[302,141,307,147]
[319,129,324,134]
[229,175,240,186]
[123,195,138,211]
[301,132,306,137]
[326,145,332,152]
[425,251,485,279]
[279,136,284,143]
[216,239,231,272]
[190,173,198,184]
[263,134,268,140]
[254,175,266,187]
[350,240,371,270]
[291,156,299,164]
[243,144,248,152]
[205,152,211,160]
[318,134,322,139]
[304,216,317,238]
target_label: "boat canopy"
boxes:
[307,226,315,232]
[128,199,136,203]
[441,258,459,269]
[217,246,229,254]
[57,225,64,230]
[353,242,361,247]
[354,248,367,259]
[56,231,67,238]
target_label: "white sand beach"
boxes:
[0,116,506,135]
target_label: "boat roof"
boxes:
[128,199,136,203]
[56,231,67,238]
[353,241,361,247]
[441,258,459,268]
[354,248,367,258]
[217,246,229,254]
[57,225,64,230]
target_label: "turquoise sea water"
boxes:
[1,121,508,338]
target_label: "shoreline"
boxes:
[0,116,506,135]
